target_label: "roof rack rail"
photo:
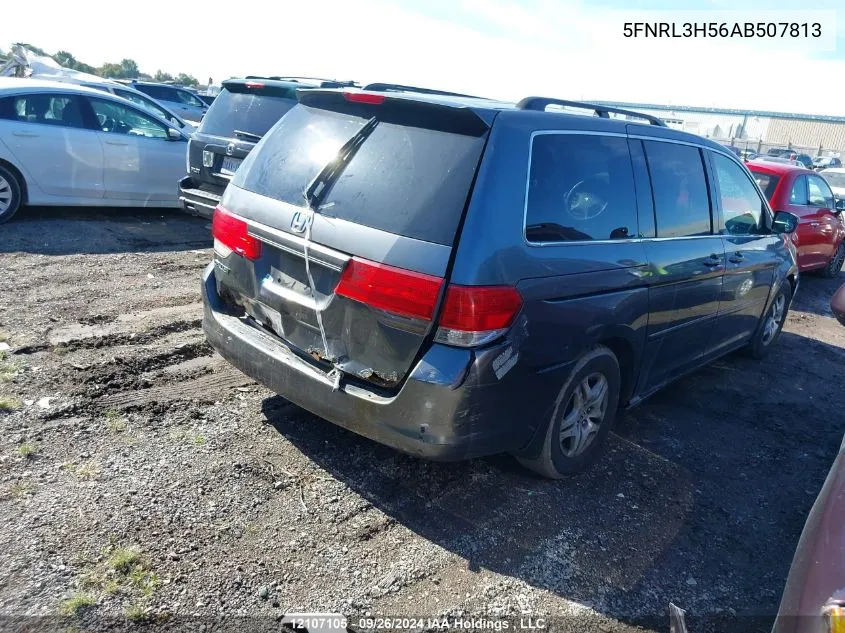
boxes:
[516,97,666,126]
[245,75,358,87]
[363,83,485,99]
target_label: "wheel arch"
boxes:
[0,158,28,204]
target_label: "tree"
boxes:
[98,62,123,79]
[119,58,139,78]
[15,42,47,56]
[53,50,76,67]
[154,70,174,82]
[53,50,98,75]
[175,73,199,87]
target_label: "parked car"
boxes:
[820,168,845,200]
[747,161,845,276]
[813,156,842,171]
[201,90,800,478]
[79,80,196,134]
[793,153,814,169]
[768,147,792,157]
[0,78,188,223]
[740,149,758,161]
[179,77,355,217]
[774,432,845,633]
[120,80,208,122]
[754,155,805,168]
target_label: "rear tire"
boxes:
[820,243,845,279]
[0,165,23,224]
[746,283,792,359]
[517,346,620,479]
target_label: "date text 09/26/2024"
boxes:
[623,22,821,38]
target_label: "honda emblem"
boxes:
[226,143,235,156]
[290,211,310,234]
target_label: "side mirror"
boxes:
[167,127,183,141]
[835,199,845,213]
[772,211,799,234]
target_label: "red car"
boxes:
[747,161,845,277]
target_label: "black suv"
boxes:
[179,77,353,217]
[202,89,800,478]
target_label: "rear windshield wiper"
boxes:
[304,116,379,211]
[234,129,263,141]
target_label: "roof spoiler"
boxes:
[363,83,487,99]
[297,89,492,136]
[517,97,666,126]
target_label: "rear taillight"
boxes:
[335,256,522,348]
[435,285,523,347]
[212,206,262,260]
[335,257,443,321]
[245,81,265,89]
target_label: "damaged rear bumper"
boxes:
[202,264,551,460]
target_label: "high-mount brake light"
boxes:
[342,92,385,105]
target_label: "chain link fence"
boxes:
[711,137,843,160]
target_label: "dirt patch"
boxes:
[1,207,843,632]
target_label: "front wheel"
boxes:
[820,243,845,279]
[516,346,620,479]
[746,284,792,359]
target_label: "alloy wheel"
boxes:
[0,175,11,215]
[762,294,786,346]
[559,372,609,457]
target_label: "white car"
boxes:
[77,81,197,133]
[121,81,208,122]
[0,78,189,223]
[821,168,845,201]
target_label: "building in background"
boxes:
[597,101,845,156]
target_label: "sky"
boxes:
[2,0,844,115]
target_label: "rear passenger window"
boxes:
[790,176,807,204]
[525,134,638,243]
[712,153,764,235]
[644,141,711,237]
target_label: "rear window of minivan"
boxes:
[232,103,486,246]
[199,84,297,139]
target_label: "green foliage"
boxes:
[119,59,139,77]
[20,43,201,87]
[175,73,199,87]
[15,42,48,56]
[53,51,97,75]
[59,593,96,616]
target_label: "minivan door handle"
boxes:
[12,131,39,138]
[728,252,745,264]
[703,254,723,268]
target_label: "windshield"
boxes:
[198,86,297,139]
[232,103,486,245]
[822,172,845,189]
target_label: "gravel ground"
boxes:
[1,207,844,633]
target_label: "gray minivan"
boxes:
[201,90,800,478]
